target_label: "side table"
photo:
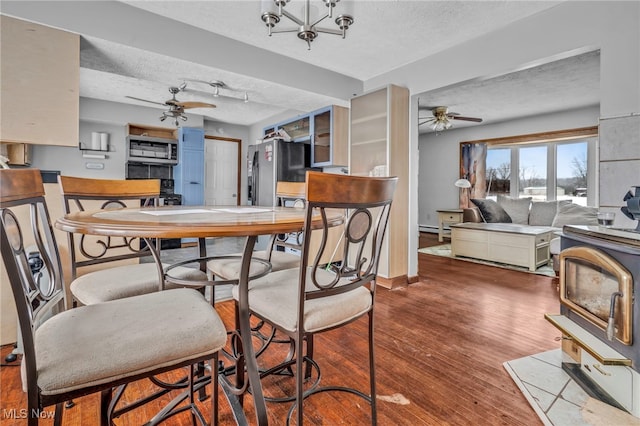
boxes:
[437,209,464,242]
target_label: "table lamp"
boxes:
[455,178,472,208]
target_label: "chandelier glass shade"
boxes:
[261,0,354,50]
[432,111,453,132]
[160,106,188,127]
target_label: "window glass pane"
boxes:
[519,146,547,200]
[557,141,588,206]
[486,148,511,199]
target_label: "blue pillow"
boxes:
[470,199,512,223]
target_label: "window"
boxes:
[519,145,547,200]
[476,127,597,205]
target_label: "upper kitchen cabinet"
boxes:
[178,126,205,151]
[174,127,205,206]
[280,115,310,143]
[263,105,348,168]
[350,84,409,287]
[311,106,348,167]
[0,16,79,146]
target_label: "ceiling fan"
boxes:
[419,106,483,132]
[125,86,216,126]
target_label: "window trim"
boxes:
[460,126,598,147]
[461,126,598,204]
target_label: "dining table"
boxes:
[55,204,344,426]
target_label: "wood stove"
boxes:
[546,225,640,416]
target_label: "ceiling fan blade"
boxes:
[125,95,165,106]
[178,101,217,109]
[418,105,440,111]
[451,116,483,123]
[418,118,436,126]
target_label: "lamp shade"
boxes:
[455,178,471,188]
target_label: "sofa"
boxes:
[461,195,599,272]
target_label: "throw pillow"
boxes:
[497,195,532,225]
[551,203,598,228]
[470,199,512,223]
[529,200,570,226]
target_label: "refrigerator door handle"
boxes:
[252,151,259,205]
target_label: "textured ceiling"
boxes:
[2,1,599,132]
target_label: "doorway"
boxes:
[204,135,241,206]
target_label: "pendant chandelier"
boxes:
[261,0,354,50]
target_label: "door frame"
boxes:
[204,135,242,206]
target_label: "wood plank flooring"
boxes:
[0,234,562,425]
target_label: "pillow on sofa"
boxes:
[497,195,531,225]
[470,199,512,223]
[529,200,570,226]
[551,203,598,227]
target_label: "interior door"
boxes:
[204,137,239,206]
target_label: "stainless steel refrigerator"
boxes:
[248,140,311,207]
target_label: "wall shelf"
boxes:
[82,152,106,159]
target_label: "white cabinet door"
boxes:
[204,139,238,206]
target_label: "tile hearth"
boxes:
[504,349,640,425]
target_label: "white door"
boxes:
[204,138,239,206]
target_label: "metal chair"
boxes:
[0,169,227,425]
[57,175,207,306]
[231,171,397,424]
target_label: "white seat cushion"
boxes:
[207,250,300,281]
[35,288,226,396]
[232,268,372,334]
[70,263,207,305]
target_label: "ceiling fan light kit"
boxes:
[261,0,354,50]
[418,105,483,133]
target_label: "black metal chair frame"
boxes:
[242,171,397,425]
[0,169,222,426]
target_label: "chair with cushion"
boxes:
[0,169,227,425]
[58,175,207,306]
[230,171,397,424]
[206,181,306,282]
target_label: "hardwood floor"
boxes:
[1,233,561,425]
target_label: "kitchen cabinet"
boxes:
[310,106,348,167]
[280,115,311,142]
[0,16,79,147]
[262,105,348,167]
[349,84,409,287]
[174,127,205,206]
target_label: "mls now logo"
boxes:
[2,408,55,419]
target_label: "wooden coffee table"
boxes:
[450,222,552,271]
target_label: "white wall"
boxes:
[417,106,600,231]
[31,121,126,179]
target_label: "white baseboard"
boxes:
[419,225,438,233]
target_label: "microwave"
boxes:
[126,135,178,165]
